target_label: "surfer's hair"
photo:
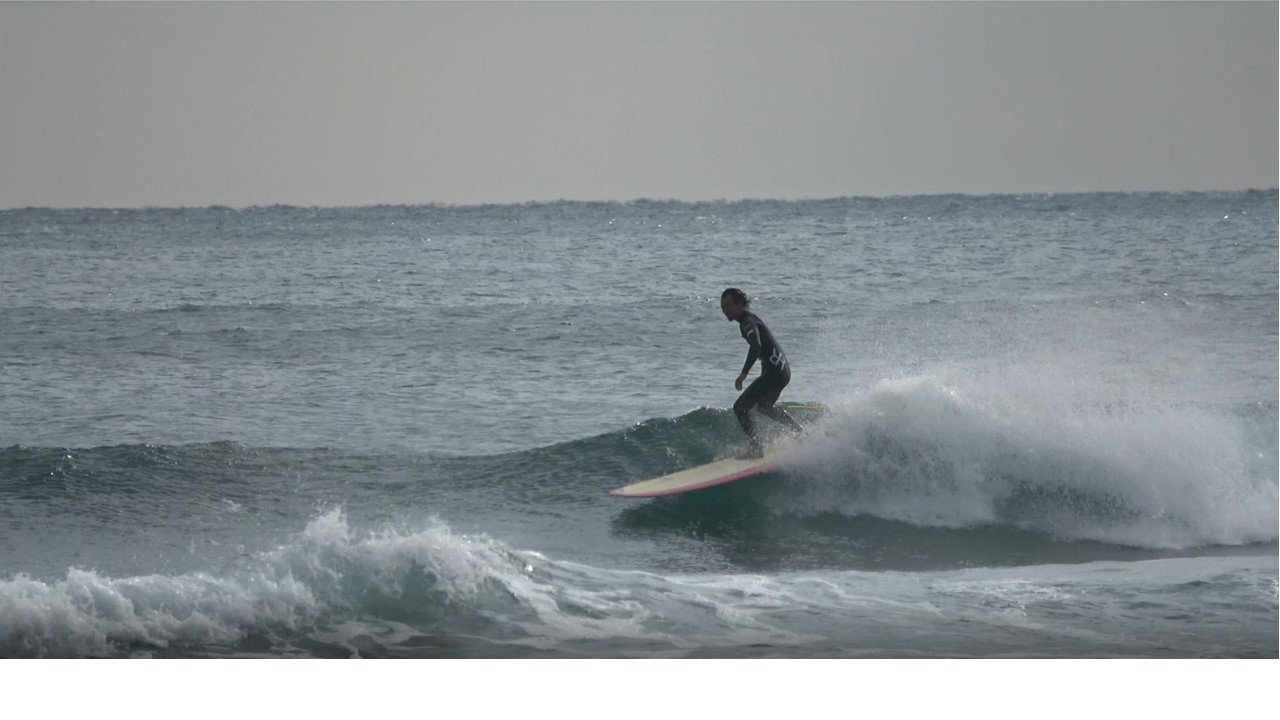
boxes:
[721,288,749,306]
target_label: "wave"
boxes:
[4,508,1274,658]
[0,510,527,658]
[0,509,816,658]
[479,372,1276,552]
[4,375,1275,558]
[0,441,282,499]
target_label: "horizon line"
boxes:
[3,186,1276,213]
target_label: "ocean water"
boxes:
[0,191,1275,658]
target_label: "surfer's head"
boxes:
[720,287,749,321]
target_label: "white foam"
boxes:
[0,565,317,657]
[779,367,1278,548]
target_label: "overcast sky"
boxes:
[1,1,1275,208]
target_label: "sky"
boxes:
[0,1,1275,208]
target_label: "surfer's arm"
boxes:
[740,324,761,376]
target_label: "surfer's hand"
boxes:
[735,373,747,391]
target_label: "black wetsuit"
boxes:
[734,310,804,448]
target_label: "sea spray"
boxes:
[778,369,1278,548]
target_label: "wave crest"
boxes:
[775,374,1278,548]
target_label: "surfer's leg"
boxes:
[757,375,804,435]
[760,403,804,435]
[733,379,767,450]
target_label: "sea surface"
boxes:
[1,191,1276,658]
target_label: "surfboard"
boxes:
[609,447,791,498]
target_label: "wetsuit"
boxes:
[734,310,804,448]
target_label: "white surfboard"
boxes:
[609,447,792,498]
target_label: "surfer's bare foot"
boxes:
[734,446,765,460]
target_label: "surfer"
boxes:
[720,288,804,459]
